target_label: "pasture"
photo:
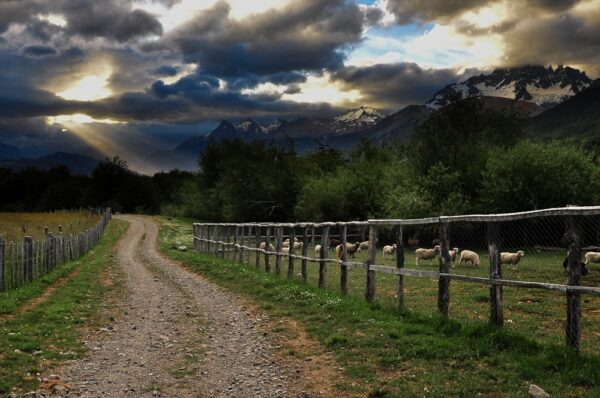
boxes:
[0,211,100,241]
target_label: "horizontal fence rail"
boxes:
[0,208,111,292]
[192,206,600,352]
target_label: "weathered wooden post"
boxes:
[301,226,308,283]
[233,225,239,261]
[340,224,348,295]
[225,226,231,260]
[311,227,316,247]
[48,233,55,270]
[366,224,377,302]
[238,225,244,263]
[288,226,295,279]
[255,225,261,269]
[566,216,582,352]
[245,225,252,264]
[24,236,33,282]
[0,235,5,292]
[264,226,271,273]
[487,222,503,326]
[396,225,405,310]
[437,222,451,317]
[219,225,226,258]
[319,225,330,288]
[275,226,283,275]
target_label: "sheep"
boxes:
[336,242,360,260]
[282,241,304,249]
[500,251,525,270]
[356,240,370,253]
[563,256,589,276]
[283,237,299,244]
[415,246,440,265]
[259,241,275,251]
[584,251,600,265]
[281,246,290,255]
[458,250,480,268]
[383,244,397,259]
[407,238,419,247]
[314,244,322,257]
[329,238,341,251]
[448,247,459,262]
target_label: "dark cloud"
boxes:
[23,45,57,57]
[524,0,582,11]
[333,63,478,109]
[153,65,180,77]
[164,0,365,77]
[386,0,494,23]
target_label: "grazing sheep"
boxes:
[448,247,459,262]
[282,241,304,249]
[314,244,322,257]
[407,238,419,247]
[283,237,298,244]
[415,246,441,265]
[336,242,360,260]
[281,246,290,254]
[584,251,600,265]
[562,256,589,276]
[259,241,275,251]
[458,250,480,268]
[383,244,397,259]
[329,238,341,251]
[500,251,525,270]
[357,240,370,253]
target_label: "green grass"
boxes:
[0,220,127,395]
[159,216,600,397]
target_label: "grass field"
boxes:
[160,217,600,397]
[0,220,126,395]
[0,211,100,241]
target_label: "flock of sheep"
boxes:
[258,237,600,271]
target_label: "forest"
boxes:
[2,98,599,220]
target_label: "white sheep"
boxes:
[282,241,303,249]
[448,247,459,262]
[415,245,440,265]
[383,244,397,259]
[458,250,480,268]
[314,244,322,257]
[259,241,275,251]
[336,242,360,260]
[281,246,290,254]
[500,251,525,270]
[357,240,370,253]
[584,251,600,265]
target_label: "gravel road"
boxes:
[46,215,311,397]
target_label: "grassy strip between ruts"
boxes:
[0,219,127,395]
[159,216,600,398]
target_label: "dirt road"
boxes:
[53,215,306,397]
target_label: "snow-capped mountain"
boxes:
[330,106,385,133]
[427,65,593,109]
[236,119,270,135]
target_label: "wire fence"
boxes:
[0,208,112,292]
[192,206,600,352]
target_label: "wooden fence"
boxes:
[0,208,111,292]
[192,206,600,352]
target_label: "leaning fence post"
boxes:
[487,222,503,327]
[24,236,33,282]
[340,224,348,295]
[275,226,283,275]
[301,226,308,283]
[319,225,330,288]
[566,216,582,352]
[365,224,377,302]
[396,225,405,310]
[288,226,295,279]
[0,235,5,292]
[437,221,451,317]
[264,226,271,273]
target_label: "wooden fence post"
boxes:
[319,225,330,288]
[288,227,295,279]
[245,226,252,264]
[255,226,261,269]
[232,225,239,261]
[238,226,245,263]
[0,235,5,292]
[225,226,231,260]
[48,233,55,270]
[437,222,451,317]
[275,226,283,275]
[487,222,503,327]
[24,236,33,282]
[301,227,308,283]
[264,226,271,273]
[366,224,377,302]
[219,226,226,258]
[566,216,582,352]
[396,225,405,310]
[340,224,348,295]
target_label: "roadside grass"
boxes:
[0,220,127,395]
[0,211,100,241]
[159,217,600,397]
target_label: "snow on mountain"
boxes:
[236,119,269,134]
[427,65,592,109]
[330,106,385,133]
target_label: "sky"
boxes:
[1,0,599,173]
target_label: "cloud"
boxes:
[153,65,180,77]
[23,45,57,57]
[385,0,495,23]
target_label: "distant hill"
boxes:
[0,152,101,175]
[527,80,600,138]
[0,141,20,159]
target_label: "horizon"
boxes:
[1,0,599,173]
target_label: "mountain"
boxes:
[527,80,600,138]
[427,65,592,109]
[359,105,433,142]
[0,141,20,159]
[0,152,101,175]
[330,106,385,133]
